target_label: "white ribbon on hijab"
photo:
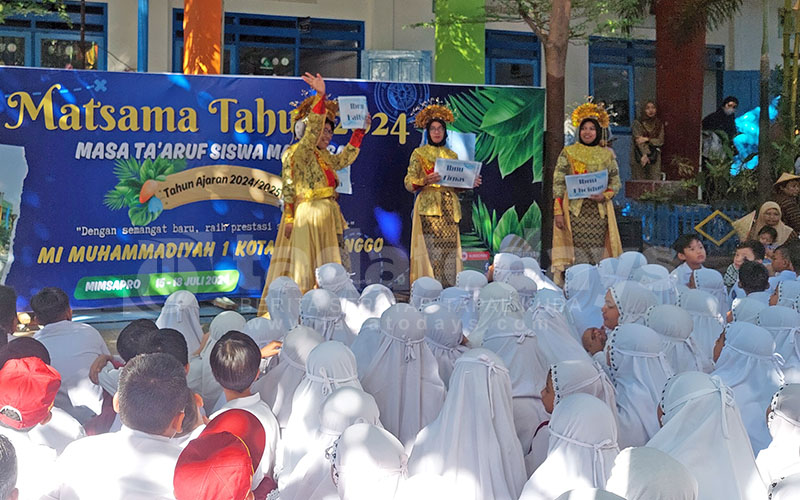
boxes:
[607,324,673,449]
[332,423,408,500]
[422,303,468,387]
[471,281,524,346]
[266,276,302,332]
[455,270,488,338]
[408,349,527,500]
[677,288,725,363]
[155,290,204,356]
[605,446,698,500]
[300,289,356,345]
[757,384,800,484]
[565,263,606,334]
[359,304,446,447]
[410,276,443,311]
[520,394,620,500]
[712,322,784,453]
[646,371,767,500]
[645,304,712,374]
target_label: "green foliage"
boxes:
[470,196,542,253]
[448,87,543,180]
[0,225,10,249]
[613,0,743,38]
[0,1,69,24]
[773,132,800,179]
[104,157,186,226]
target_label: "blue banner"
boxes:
[0,68,543,309]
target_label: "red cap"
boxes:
[201,409,266,472]
[174,431,252,500]
[0,357,60,429]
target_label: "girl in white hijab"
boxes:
[690,268,730,318]
[316,262,360,302]
[524,296,589,364]
[438,286,472,341]
[645,305,712,373]
[353,283,395,333]
[677,288,725,362]
[712,322,784,453]
[528,360,618,474]
[471,281,525,346]
[615,251,648,282]
[300,289,356,345]
[598,257,620,289]
[187,310,247,413]
[565,264,606,334]
[359,303,446,447]
[772,279,800,307]
[646,371,767,500]
[555,490,626,500]
[605,446,698,500]
[606,281,659,327]
[781,328,800,383]
[349,318,383,379]
[408,349,527,500]
[769,474,800,500]
[520,394,620,500]
[331,423,407,500]
[278,386,381,500]
[607,324,673,449]
[633,264,678,306]
[730,296,767,324]
[422,304,468,387]
[758,306,800,359]
[266,276,302,332]
[521,257,560,292]
[410,276,443,310]
[281,341,362,486]
[253,325,323,429]
[243,316,285,373]
[492,252,525,283]
[455,269,488,337]
[156,290,204,355]
[757,384,800,484]
[504,274,537,310]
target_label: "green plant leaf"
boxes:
[496,126,536,178]
[113,158,141,181]
[103,189,127,210]
[492,206,522,253]
[480,90,537,138]
[128,203,160,226]
[520,201,542,249]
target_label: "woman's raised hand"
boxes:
[301,72,326,95]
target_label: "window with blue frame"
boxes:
[486,30,540,86]
[172,11,364,78]
[589,37,724,131]
[0,2,107,70]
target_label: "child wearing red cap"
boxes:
[0,357,62,500]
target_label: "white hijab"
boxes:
[597,257,620,289]
[565,263,606,334]
[278,386,381,500]
[189,310,247,413]
[555,490,626,500]
[316,262,360,301]
[646,371,767,500]
[243,316,284,349]
[455,270,488,338]
[281,341,362,484]
[266,276,302,332]
[609,281,658,326]
[770,474,800,500]
[520,394,620,500]
[757,384,800,484]
[645,305,711,374]
[438,286,473,343]
[730,297,767,324]
[253,325,323,428]
[521,257,560,292]
[155,290,204,355]
[504,274,538,310]
[359,304,446,447]
[607,324,673,449]
[524,302,590,365]
[410,276,443,311]
[615,251,648,282]
[782,328,800,384]
[633,264,678,306]
[493,252,525,283]
[353,284,395,333]
[471,281,524,345]
[422,304,468,387]
[776,280,800,307]
[408,349,527,500]
[758,306,800,359]
[712,322,784,453]
[551,359,618,424]
[677,288,725,362]
[349,318,383,379]
[300,289,356,345]
[333,423,407,500]
[691,268,730,318]
[606,446,698,500]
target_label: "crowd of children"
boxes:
[2,235,800,499]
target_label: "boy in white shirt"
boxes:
[670,233,707,286]
[89,319,158,395]
[48,352,189,500]
[0,435,17,500]
[30,288,110,424]
[209,331,280,487]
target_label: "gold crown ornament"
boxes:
[571,101,611,129]
[413,98,455,129]
[291,91,339,127]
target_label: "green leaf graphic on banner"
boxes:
[104,157,187,225]
[492,206,521,253]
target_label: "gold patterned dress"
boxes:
[405,144,462,287]
[551,143,622,281]
[268,94,362,295]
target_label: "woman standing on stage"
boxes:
[551,102,622,285]
[405,102,480,288]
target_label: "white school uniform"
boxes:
[34,320,111,422]
[27,407,85,455]
[45,425,182,500]
[96,362,122,395]
[0,425,59,500]
[769,270,797,293]
[669,262,704,287]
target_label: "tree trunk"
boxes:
[542,0,570,269]
[655,0,706,179]
[759,0,773,200]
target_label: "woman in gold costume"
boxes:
[260,73,369,301]
[551,102,622,285]
[405,102,480,288]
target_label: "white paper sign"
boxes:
[336,166,352,195]
[434,158,482,189]
[338,96,368,129]
[565,170,608,199]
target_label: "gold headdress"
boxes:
[291,92,339,127]
[413,98,455,129]
[571,101,610,129]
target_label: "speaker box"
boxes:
[617,215,643,252]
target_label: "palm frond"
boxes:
[113,158,141,181]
